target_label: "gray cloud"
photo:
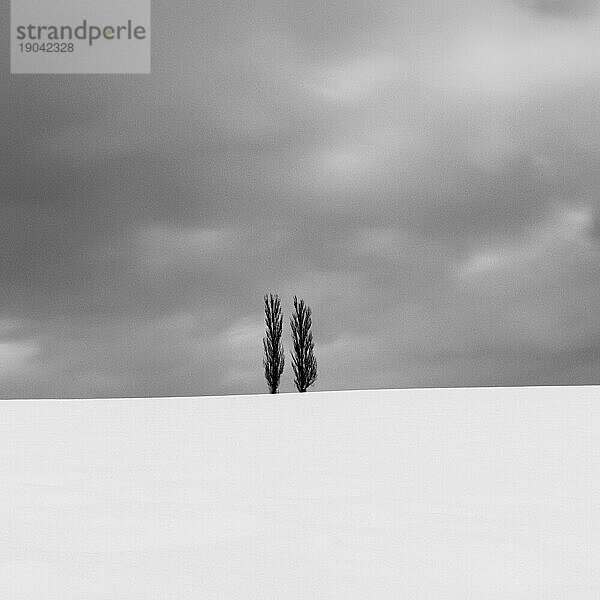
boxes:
[515,0,598,17]
[2,0,600,397]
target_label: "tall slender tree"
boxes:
[290,296,317,392]
[263,293,285,394]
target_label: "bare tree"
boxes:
[263,293,285,394]
[290,296,317,392]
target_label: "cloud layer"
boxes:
[2,0,600,397]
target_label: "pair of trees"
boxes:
[263,294,317,394]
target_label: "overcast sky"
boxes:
[2,0,600,398]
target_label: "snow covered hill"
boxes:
[1,386,599,599]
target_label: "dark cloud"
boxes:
[2,1,600,397]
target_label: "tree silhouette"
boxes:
[290,296,317,392]
[263,293,285,394]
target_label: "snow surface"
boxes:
[1,386,599,599]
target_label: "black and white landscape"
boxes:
[3,0,600,397]
[3,2,600,596]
